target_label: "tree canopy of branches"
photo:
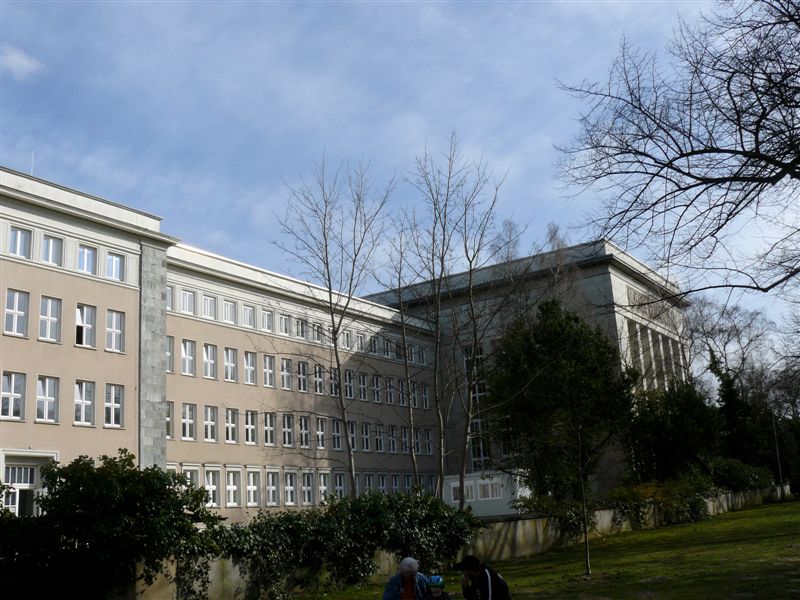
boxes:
[487,301,632,575]
[561,0,800,297]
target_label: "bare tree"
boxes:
[560,0,800,298]
[275,159,391,494]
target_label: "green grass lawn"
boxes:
[300,501,800,599]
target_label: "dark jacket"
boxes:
[382,572,429,600]
[461,565,511,600]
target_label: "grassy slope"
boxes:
[300,501,800,599]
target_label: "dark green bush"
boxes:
[709,457,775,492]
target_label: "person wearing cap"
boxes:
[382,556,430,600]
[427,575,452,599]
[454,554,511,600]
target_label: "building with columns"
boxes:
[1,167,685,519]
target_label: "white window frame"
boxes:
[222,299,236,324]
[332,419,342,451]
[203,344,218,379]
[348,420,357,451]
[39,296,61,342]
[261,308,274,332]
[284,470,297,506]
[375,424,385,453]
[106,252,125,281]
[372,375,381,403]
[202,294,217,320]
[358,372,368,401]
[425,428,433,455]
[318,471,330,500]
[297,361,308,392]
[266,470,280,506]
[385,377,394,404]
[181,403,196,440]
[388,425,397,454]
[245,410,257,444]
[181,339,196,375]
[299,416,310,448]
[77,244,97,275]
[301,471,314,505]
[36,375,58,422]
[242,304,255,328]
[401,427,410,454]
[316,417,326,449]
[104,383,124,427]
[225,408,238,443]
[244,351,256,385]
[344,370,353,399]
[105,310,125,352]
[246,469,261,507]
[166,286,174,311]
[361,422,371,452]
[42,234,63,266]
[280,358,292,390]
[313,364,324,394]
[263,412,276,445]
[263,355,275,387]
[296,318,307,339]
[378,474,387,494]
[224,347,238,382]
[2,371,26,420]
[226,468,242,507]
[75,304,96,348]
[166,401,174,439]
[334,472,345,498]
[9,226,31,258]
[180,289,196,315]
[278,313,291,336]
[204,405,218,442]
[165,336,174,373]
[422,384,430,409]
[5,289,29,336]
[204,468,220,507]
[74,379,94,425]
[282,413,294,446]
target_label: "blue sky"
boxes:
[3,1,712,285]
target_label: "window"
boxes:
[181,339,196,375]
[385,378,394,404]
[181,403,196,440]
[264,412,276,445]
[202,295,217,319]
[204,469,220,507]
[344,370,353,399]
[369,336,378,353]
[4,289,29,336]
[378,474,387,494]
[245,410,257,444]
[348,421,357,451]
[226,469,241,507]
[372,375,381,402]
[411,382,418,408]
[425,429,433,455]
[356,333,364,351]
[284,471,297,505]
[166,401,173,438]
[399,380,407,406]
[224,347,237,382]
[180,289,195,315]
[375,424,385,453]
[296,319,307,339]
[225,408,238,443]
[279,313,291,336]
[77,244,97,274]
[2,372,26,420]
[302,472,314,505]
[311,322,322,343]
[203,344,217,379]
[470,419,490,471]
[297,361,308,392]
[204,405,218,442]
[36,376,58,422]
[401,427,410,454]
[342,330,352,349]
[316,418,326,448]
[314,364,324,394]
[165,336,174,372]
[395,343,404,360]
[105,310,125,352]
[414,429,421,454]
[166,286,173,311]
[3,465,37,516]
[478,480,503,500]
[329,368,339,396]
[282,414,294,446]
[388,425,397,453]
[299,416,310,448]
[74,380,94,425]
[361,423,371,452]
[222,300,236,324]
[418,347,426,364]
[182,467,199,488]
[280,358,292,390]
[242,305,255,328]
[391,474,400,494]
[75,304,96,347]
[422,384,430,409]
[246,470,261,507]
[318,472,330,500]
[266,471,280,506]
[334,473,345,498]
[407,344,415,363]
[9,226,31,258]
[358,372,368,401]
[263,354,275,387]
[383,340,391,357]
[332,419,342,451]
[244,351,256,385]
[363,473,373,492]
[104,384,123,427]
[404,474,412,492]
[38,296,61,341]
[261,308,274,332]
[42,235,63,266]
[106,252,125,281]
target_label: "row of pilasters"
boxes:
[626,319,684,391]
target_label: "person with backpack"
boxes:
[454,554,511,600]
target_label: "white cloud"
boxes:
[1,44,43,80]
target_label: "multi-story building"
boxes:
[1,168,437,521]
[1,167,686,519]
